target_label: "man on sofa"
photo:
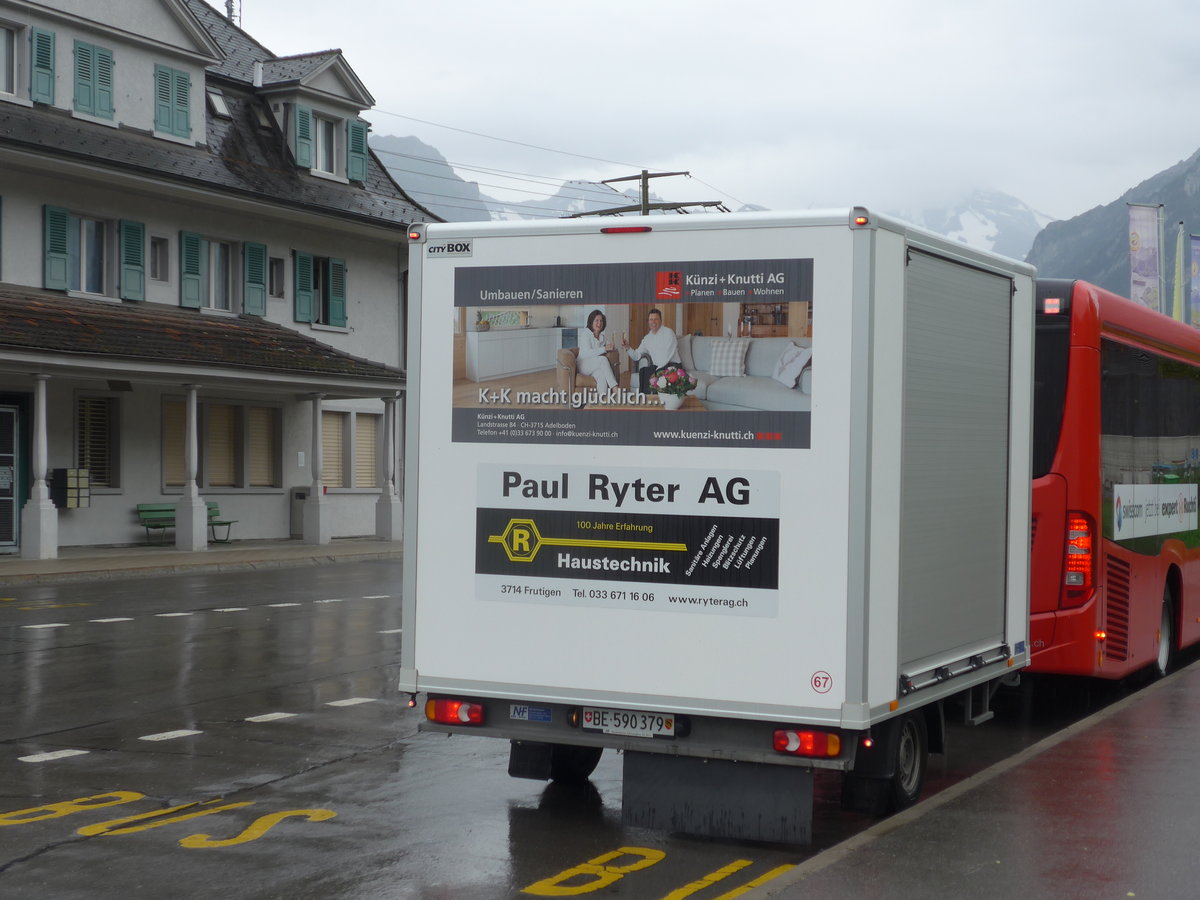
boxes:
[621,308,680,394]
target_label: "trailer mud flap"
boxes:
[622,752,813,845]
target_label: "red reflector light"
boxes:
[853,216,869,226]
[407,230,422,241]
[600,226,652,234]
[1044,297,1062,314]
[773,729,841,758]
[1095,630,1107,641]
[425,699,485,725]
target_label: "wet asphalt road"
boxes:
[0,561,1142,898]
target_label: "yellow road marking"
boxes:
[179,809,337,848]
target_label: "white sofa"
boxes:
[678,335,812,412]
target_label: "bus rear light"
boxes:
[1095,631,1107,641]
[425,699,485,725]
[1044,297,1062,314]
[773,729,841,758]
[1064,512,1095,606]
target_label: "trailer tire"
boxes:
[888,713,928,811]
[1154,584,1176,679]
[549,745,603,783]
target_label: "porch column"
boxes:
[375,393,402,540]
[302,393,331,544]
[20,374,57,559]
[175,385,208,550]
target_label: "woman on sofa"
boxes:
[578,309,619,394]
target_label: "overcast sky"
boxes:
[221,0,1200,221]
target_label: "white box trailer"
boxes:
[400,208,1033,844]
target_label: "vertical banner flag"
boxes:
[1174,221,1187,323]
[1191,234,1200,328]
[1129,203,1163,312]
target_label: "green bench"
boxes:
[136,502,237,543]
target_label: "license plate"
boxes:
[581,707,675,738]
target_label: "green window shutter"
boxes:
[179,231,203,308]
[172,69,190,137]
[31,29,55,105]
[96,47,114,119]
[73,40,93,114]
[346,120,369,182]
[43,205,69,290]
[293,105,313,168]
[243,242,267,316]
[293,251,314,322]
[154,65,173,132]
[118,220,145,301]
[327,258,347,327]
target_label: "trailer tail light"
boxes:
[773,729,841,758]
[425,699,485,725]
[1064,512,1095,606]
[600,226,652,234]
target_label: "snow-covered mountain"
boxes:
[892,190,1056,261]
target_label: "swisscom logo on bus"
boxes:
[1112,483,1198,541]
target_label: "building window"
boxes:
[321,410,380,489]
[179,233,235,310]
[76,396,118,488]
[163,399,280,490]
[150,236,169,281]
[268,256,284,297]
[73,40,113,119]
[293,252,346,326]
[1,25,15,95]
[69,215,107,294]
[321,411,346,488]
[315,115,337,174]
[154,64,190,138]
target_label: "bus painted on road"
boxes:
[1031,278,1200,678]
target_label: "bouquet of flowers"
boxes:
[650,362,697,396]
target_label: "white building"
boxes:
[0,0,437,557]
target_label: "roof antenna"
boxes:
[225,0,241,25]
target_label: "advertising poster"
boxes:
[1111,483,1199,542]
[1129,203,1162,312]
[450,257,814,449]
[475,463,782,617]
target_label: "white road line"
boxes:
[314,598,345,604]
[326,697,376,707]
[245,712,298,723]
[378,628,403,634]
[90,617,134,623]
[155,612,193,618]
[267,602,301,608]
[139,729,203,741]
[214,607,247,612]
[22,623,69,629]
[20,749,91,763]
[362,595,390,599]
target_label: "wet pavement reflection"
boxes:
[0,561,1180,898]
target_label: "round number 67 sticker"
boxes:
[810,671,833,693]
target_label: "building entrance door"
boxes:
[0,405,18,551]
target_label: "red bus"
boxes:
[1030,278,1200,678]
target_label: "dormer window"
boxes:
[291,103,369,183]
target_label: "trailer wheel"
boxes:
[888,713,928,811]
[549,745,603,783]
[1154,584,1176,679]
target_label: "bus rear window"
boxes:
[1033,312,1070,478]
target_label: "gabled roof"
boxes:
[0,83,434,227]
[0,285,404,388]
[259,50,375,108]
